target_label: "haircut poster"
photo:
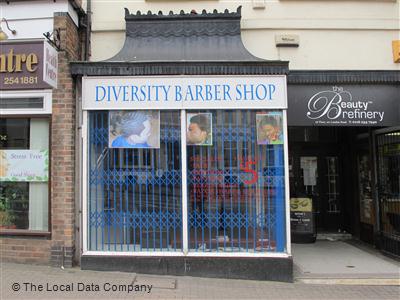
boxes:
[256,112,283,145]
[186,113,213,146]
[109,111,160,149]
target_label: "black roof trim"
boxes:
[288,70,400,84]
[105,6,267,62]
[125,7,241,21]
[70,61,289,77]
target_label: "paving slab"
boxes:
[292,240,400,275]
[1,261,400,299]
[292,240,400,286]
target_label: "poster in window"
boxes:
[256,112,284,145]
[187,113,213,146]
[300,156,317,186]
[109,111,160,149]
[0,150,49,182]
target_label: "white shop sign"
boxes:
[83,76,287,110]
[0,150,49,182]
[43,41,58,89]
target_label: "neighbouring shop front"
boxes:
[1,41,56,234]
[71,8,293,281]
[0,8,84,266]
[286,71,400,258]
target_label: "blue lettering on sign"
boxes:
[268,84,276,100]
[223,85,231,100]
[93,82,278,104]
[205,85,212,101]
[162,85,170,101]
[235,85,242,100]
[175,85,182,101]
[235,84,276,101]
[131,86,139,100]
[185,86,194,101]
[138,85,145,101]
[195,85,204,101]
[255,84,267,100]
[95,86,106,101]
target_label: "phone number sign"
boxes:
[0,41,57,90]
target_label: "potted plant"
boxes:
[0,191,17,229]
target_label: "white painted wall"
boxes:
[0,0,79,40]
[88,0,400,70]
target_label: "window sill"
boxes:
[0,229,51,237]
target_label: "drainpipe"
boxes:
[73,0,90,264]
[85,0,91,60]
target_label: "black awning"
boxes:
[71,7,288,76]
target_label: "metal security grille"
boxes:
[88,111,182,251]
[87,110,286,254]
[377,130,400,257]
[187,110,286,253]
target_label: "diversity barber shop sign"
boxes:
[83,76,287,110]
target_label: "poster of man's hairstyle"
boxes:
[256,112,284,145]
[186,113,213,146]
[109,111,160,149]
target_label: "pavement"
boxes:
[1,261,399,300]
[292,240,400,285]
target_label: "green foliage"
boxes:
[0,184,25,227]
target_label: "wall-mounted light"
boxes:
[43,28,61,51]
[0,18,17,41]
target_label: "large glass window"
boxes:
[0,118,49,231]
[87,110,286,253]
[88,111,182,251]
[186,110,286,253]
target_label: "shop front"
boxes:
[1,4,84,266]
[72,8,292,281]
[0,41,56,233]
[286,71,400,257]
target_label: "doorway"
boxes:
[289,127,344,233]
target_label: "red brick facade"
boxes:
[0,12,83,267]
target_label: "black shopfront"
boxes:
[287,71,400,257]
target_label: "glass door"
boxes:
[377,130,400,257]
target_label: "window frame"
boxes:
[0,90,52,115]
[0,114,52,237]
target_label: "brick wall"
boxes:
[0,238,51,264]
[50,12,81,268]
[1,12,83,267]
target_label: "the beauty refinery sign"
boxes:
[288,85,400,126]
[82,76,287,110]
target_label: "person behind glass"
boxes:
[257,116,283,145]
[111,112,151,148]
[187,114,211,145]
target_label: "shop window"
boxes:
[187,110,286,253]
[0,98,44,109]
[0,118,49,232]
[87,110,286,253]
[88,111,182,251]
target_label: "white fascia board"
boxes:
[3,19,53,40]
[1,0,79,26]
